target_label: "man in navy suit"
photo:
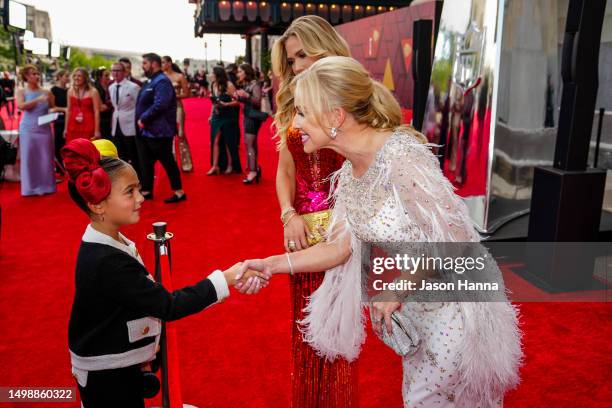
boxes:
[135,53,186,204]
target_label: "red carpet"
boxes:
[0,98,610,407]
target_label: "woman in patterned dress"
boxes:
[239,56,522,408]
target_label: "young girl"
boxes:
[62,138,266,407]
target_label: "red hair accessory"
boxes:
[61,139,111,204]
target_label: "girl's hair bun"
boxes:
[61,139,112,204]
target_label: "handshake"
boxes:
[222,259,273,295]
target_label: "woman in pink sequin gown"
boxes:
[271,16,357,407]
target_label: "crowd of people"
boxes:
[5,15,523,408]
[6,53,275,200]
[0,71,16,119]
[204,62,273,183]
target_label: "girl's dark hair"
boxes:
[68,157,130,216]
[239,63,256,84]
[212,65,229,94]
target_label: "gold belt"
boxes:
[301,209,332,246]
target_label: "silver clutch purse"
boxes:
[372,309,421,357]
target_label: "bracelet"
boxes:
[280,207,296,224]
[285,252,294,275]
[282,212,297,228]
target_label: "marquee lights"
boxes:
[210,2,397,25]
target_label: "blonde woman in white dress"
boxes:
[237,56,522,407]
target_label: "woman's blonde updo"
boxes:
[19,64,38,82]
[271,15,350,146]
[293,56,427,143]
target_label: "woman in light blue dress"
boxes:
[16,64,56,196]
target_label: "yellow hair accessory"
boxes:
[92,139,118,158]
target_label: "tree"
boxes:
[0,27,24,70]
[68,48,114,71]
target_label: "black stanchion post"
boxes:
[147,222,173,408]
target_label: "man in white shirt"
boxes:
[109,62,141,178]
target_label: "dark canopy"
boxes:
[194,0,414,36]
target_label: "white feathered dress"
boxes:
[300,130,523,407]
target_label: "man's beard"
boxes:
[143,68,153,78]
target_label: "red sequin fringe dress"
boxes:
[285,128,359,407]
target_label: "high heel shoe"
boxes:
[206,166,220,176]
[244,166,262,185]
[243,171,258,184]
[224,165,233,175]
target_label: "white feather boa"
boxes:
[298,229,366,363]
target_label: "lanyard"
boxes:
[75,88,86,108]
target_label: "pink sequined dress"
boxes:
[285,127,358,407]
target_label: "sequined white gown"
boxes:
[300,130,522,408]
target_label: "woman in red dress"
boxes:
[65,68,101,142]
[271,15,356,407]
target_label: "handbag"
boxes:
[372,308,421,357]
[301,209,331,246]
[245,104,269,122]
[243,84,269,122]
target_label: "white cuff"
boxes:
[207,270,230,302]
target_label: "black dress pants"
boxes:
[113,125,141,181]
[135,135,182,193]
[77,365,144,408]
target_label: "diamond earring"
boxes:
[330,127,338,139]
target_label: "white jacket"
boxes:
[109,79,141,137]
